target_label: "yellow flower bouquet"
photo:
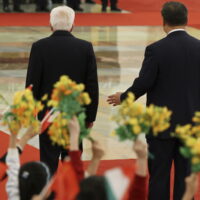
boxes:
[2,87,43,134]
[174,112,200,172]
[112,92,172,141]
[47,75,91,148]
[48,112,70,148]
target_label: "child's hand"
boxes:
[133,139,148,160]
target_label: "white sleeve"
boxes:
[6,148,20,200]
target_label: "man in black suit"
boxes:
[3,0,23,12]
[108,2,200,200]
[26,6,99,175]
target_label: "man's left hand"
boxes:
[107,92,122,106]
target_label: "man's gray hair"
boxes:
[50,6,75,31]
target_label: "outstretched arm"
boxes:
[6,125,39,199]
[128,139,148,200]
[86,139,104,176]
[6,127,20,199]
[182,173,198,200]
[68,116,84,182]
[108,45,158,106]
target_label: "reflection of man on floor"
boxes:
[108,2,200,199]
[3,0,23,12]
[26,6,99,175]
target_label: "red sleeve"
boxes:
[0,162,7,180]
[69,151,84,182]
[128,175,147,200]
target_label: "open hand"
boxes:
[107,92,122,106]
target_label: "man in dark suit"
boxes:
[108,2,200,200]
[3,0,23,12]
[26,6,99,175]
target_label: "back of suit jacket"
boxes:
[26,30,99,123]
[121,31,200,138]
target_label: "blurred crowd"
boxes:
[2,0,121,12]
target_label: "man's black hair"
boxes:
[161,1,188,26]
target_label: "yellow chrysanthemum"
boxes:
[3,88,43,135]
[112,92,171,140]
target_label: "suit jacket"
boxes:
[26,30,99,123]
[121,31,200,138]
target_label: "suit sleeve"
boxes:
[120,45,158,101]
[85,43,99,122]
[25,42,43,100]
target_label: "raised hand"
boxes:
[91,139,105,160]
[133,139,148,160]
[133,139,148,177]
[86,139,104,176]
[69,116,80,151]
[17,125,40,150]
[182,173,198,200]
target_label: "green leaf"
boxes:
[192,163,200,173]
[115,125,137,141]
[180,147,192,158]
[78,112,91,142]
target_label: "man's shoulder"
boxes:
[185,33,200,44]
[146,37,166,50]
[73,37,92,47]
[33,37,50,46]
[31,35,93,51]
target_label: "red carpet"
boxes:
[0,0,200,27]
[1,12,200,28]
[116,0,200,12]
[0,131,200,200]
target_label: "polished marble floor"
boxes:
[0,25,200,160]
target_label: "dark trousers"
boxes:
[36,0,48,9]
[39,131,83,176]
[3,0,21,9]
[147,138,192,200]
[67,0,80,9]
[101,0,117,8]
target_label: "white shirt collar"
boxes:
[167,29,185,35]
